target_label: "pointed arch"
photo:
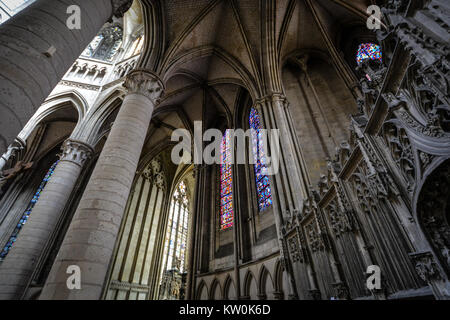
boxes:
[258,265,275,299]
[74,89,125,144]
[243,269,258,299]
[18,91,86,142]
[137,0,166,71]
[273,259,285,300]
[223,274,237,300]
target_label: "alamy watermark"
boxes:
[66,265,81,290]
[64,4,381,31]
[366,265,381,290]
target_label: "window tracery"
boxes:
[161,181,190,274]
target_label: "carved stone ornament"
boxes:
[123,70,165,104]
[305,221,325,253]
[142,167,153,182]
[326,201,349,237]
[60,139,94,167]
[287,234,303,263]
[332,282,350,300]
[397,110,446,138]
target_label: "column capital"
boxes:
[111,0,134,18]
[59,139,94,167]
[123,69,165,104]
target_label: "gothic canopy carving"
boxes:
[111,0,134,18]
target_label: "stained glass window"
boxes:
[0,160,59,261]
[249,108,272,211]
[160,181,190,274]
[220,130,234,230]
[356,43,382,64]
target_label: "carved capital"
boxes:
[123,70,165,104]
[59,139,94,167]
[111,0,133,18]
[254,93,288,108]
[287,234,304,263]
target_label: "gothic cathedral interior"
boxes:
[0,0,449,301]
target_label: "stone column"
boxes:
[0,139,93,299]
[39,70,164,300]
[0,0,133,154]
[256,94,309,216]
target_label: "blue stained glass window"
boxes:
[356,43,382,64]
[220,130,234,230]
[0,160,59,261]
[249,108,272,211]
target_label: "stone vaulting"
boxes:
[0,0,448,300]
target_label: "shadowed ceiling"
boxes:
[135,0,378,156]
